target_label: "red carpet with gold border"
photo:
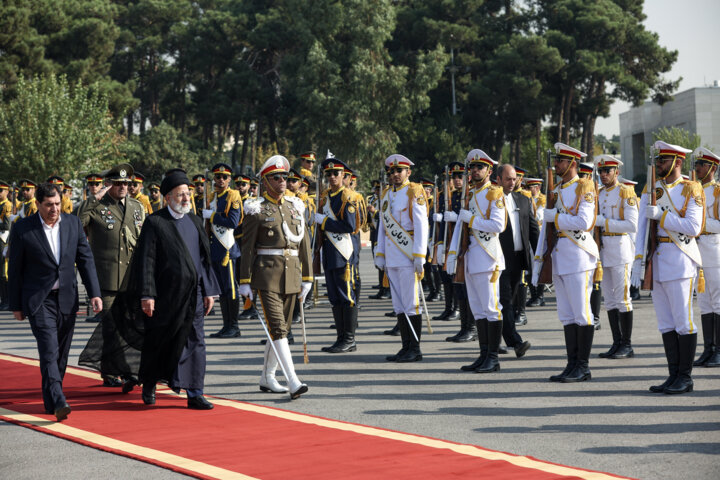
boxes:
[0,354,631,480]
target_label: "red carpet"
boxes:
[0,354,630,480]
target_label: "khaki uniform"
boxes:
[78,195,145,308]
[239,193,312,339]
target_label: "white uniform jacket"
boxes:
[597,183,638,267]
[698,181,720,268]
[376,181,429,268]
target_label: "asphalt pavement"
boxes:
[1,248,718,479]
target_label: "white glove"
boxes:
[413,257,424,274]
[446,254,457,276]
[630,258,642,288]
[443,210,458,223]
[299,282,312,302]
[435,242,445,261]
[595,214,606,226]
[315,213,327,224]
[543,208,557,223]
[202,209,213,219]
[458,209,473,224]
[432,213,443,222]
[531,260,543,286]
[646,205,662,220]
[238,284,253,300]
[374,255,385,270]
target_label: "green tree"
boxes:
[0,74,123,182]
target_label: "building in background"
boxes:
[620,84,720,181]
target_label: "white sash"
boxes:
[0,231,8,243]
[380,189,414,259]
[468,189,502,262]
[322,198,353,260]
[657,182,702,265]
[557,186,599,258]
[209,197,236,251]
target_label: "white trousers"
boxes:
[465,267,502,322]
[387,266,422,316]
[553,270,594,326]
[601,263,632,312]
[653,276,697,335]
[697,266,720,314]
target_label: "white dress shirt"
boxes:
[505,193,523,252]
[40,214,61,290]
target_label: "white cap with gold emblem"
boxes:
[259,155,290,177]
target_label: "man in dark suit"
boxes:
[8,183,102,422]
[497,165,537,357]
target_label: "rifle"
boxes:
[11,182,17,215]
[592,165,603,283]
[641,148,657,290]
[442,165,452,270]
[82,179,87,202]
[204,170,211,238]
[537,150,556,284]
[312,162,322,275]
[454,157,471,283]
[431,174,440,264]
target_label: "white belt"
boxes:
[256,248,298,257]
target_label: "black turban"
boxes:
[160,169,191,195]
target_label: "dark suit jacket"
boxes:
[499,192,539,272]
[8,213,101,316]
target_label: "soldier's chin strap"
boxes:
[558,157,575,178]
[264,176,282,197]
[699,164,715,183]
[661,156,678,181]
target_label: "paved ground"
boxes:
[1,248,719,479]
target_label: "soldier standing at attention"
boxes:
[192,174,206,214]
[692,147,720,367]
[298,151,317,184]
[239,155,312,398]
[594,156,638,359]
[77,163,145,386]
[0,181,12,310]
[375,154,429,362]
[19,180,38,218]
[148,182,162,213]
[578,162,602,331]
[46,177,74,214]
[202,163,242,339]
[129,172,153,214]
[533,143,599,383]
[420,178,442,303]
[315,158,361,353]
[632,141,703,394]
[525,177,546,307]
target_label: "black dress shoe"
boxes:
[102,376,123,387]
[514,341,531,358]
[54,402,71,422]
[238,307,259,320]
[498,346,508,354]
[290,384,308,400]
[187,395,214,410]
[142,384,156,405]
[121,378,138,394]
[85,314,101,323]
[384,311,396,317]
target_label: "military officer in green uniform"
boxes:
[77,163,145,386]
[238,155,313,399]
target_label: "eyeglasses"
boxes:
[598,167,614,174]
[130,182,140,187]
[387,167,407,174]
[214,174,230,180]
[654,156,674,165]
[469,164,484,170]
[112,182,128,187]
[287,178,299,183]
[21,187,31,192]
[325,170,342,177]
[451,173,464,179]
[269,174,288,182]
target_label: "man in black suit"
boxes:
[497,165,537,357]
[8,183,102,422]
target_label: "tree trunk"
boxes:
[562,83,575,144]
[556,89,566,143]
[231,121,241,170]
[253,118,263,172]
[240,121,250,172]
[535,118,542,176]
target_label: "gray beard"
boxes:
[169,199,192,215]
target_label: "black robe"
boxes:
[80,208,219,387]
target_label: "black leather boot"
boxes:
[611,311,634,359]
[550,324,578,382]
[383,320,401,336]
[322,306,343,352]
[292,300,302,324]
[591,286,602,330]
[386,316,409,361]
[454,309,478,342]
[664,333,697,394]
[461,319,488,371]
[562,325,594,382]
[650,331,679,392]
[217,298,241,338]
[433,281,454,320]
[475,320,502,373]
[446,287,461,320]
[327,306,358,353]
[514,283,528,325]
[707,313,720,367]
[142,382,156,405]
[210,296,230,337]
[693,313,715,366]
[397,315,423,362]
[599,309,620,357]
[446,298,468,342]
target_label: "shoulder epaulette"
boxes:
[284,189,296,197]
[226,189,241,205]
[713,183,720,198]
[619,184,636,199]
[537,195,547,208]
[519,189,532,198]
[341,188,357,204]
[407,182,426,201]
[243,197,263,215]
[681,180,703,198]
[485,185,504,201]
[575,178,594,196]
[285,195,305,213]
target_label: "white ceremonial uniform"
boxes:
[448,183,506,322]
[635,178,704,335]
[532,194,546,227]
[535,176,599,326]
[696,181,720,314]
[598,183,638,312]
[376,180,429,315]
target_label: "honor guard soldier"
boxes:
[578,162,602,330]
[249,176,259,197]
[447,150,506,373]
[238,155,312,398]
[234,174,252,198]
[192,174,206,213]
[367,180,390,300]
[77,163,145,386]
[298,151,317,184]
[344,166,367,309]
[525,177,547,306]
[315,159,361,352]
[148,182,162,213]
[593,155,638,359]
[234,173,260,321]
[375,154,429,362]
[533,143,599,383]
[0,181,12,310]
[46,177,74,214]
[513,166,527,192]
[632,141,703,394]
[692,147,720,367]
[202,163,243,339]
[77,173,104,213]
[129,172,153,214]
[18,179,38,217]
[420,178,442,302]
